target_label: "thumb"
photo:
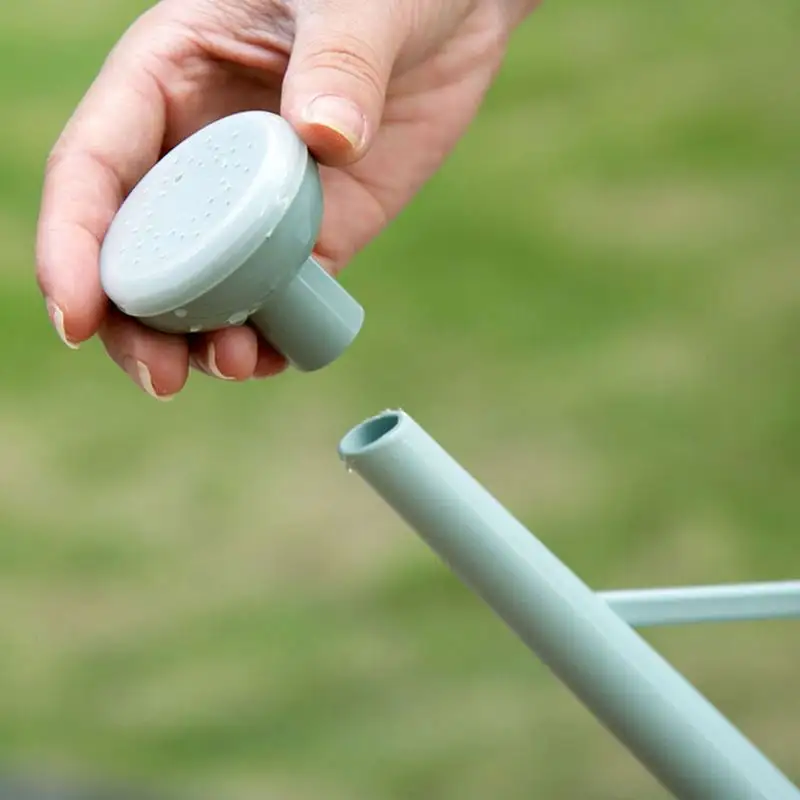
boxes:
[281,0,405,166]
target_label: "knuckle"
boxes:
[302,35,387,97]
[44,147,64,176]
[44,138,76,179]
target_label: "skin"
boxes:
[36,0,536,399]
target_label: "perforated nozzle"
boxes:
[99,110,364,372]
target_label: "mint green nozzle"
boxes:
[99,110,364,373]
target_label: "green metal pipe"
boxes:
[601,581,800,627]
[338,409,799,800]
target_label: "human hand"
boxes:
[36,0,535,399]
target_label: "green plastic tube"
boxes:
[338,409,799,800]
[601,581,800,628]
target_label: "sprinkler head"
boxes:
[99,110,364,372]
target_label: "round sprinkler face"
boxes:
[100,111,364,371]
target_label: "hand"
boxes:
[36,0,535,399]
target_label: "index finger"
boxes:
[36,39,167,346]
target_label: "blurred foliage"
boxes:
[0,0,797,798]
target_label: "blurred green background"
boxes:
[0,0,798,797]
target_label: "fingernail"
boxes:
[301,94,366,149]
[206,343,235,380]
[124,357,174,402]
[46,298,79,349]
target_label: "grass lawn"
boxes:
[0,0,797,797]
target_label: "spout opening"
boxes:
[338,411,403,458]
